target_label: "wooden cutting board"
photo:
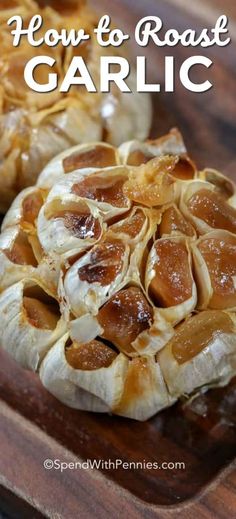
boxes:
[0,0,236,517]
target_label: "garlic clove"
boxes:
[62,236,130,316]
[158,310,236,398]
[37,141,120,189]
[40,333,129,412]
[2,187,46,232]
[37,195,104,258]
[114,356,176,421]
[192,230,236,310]
[0,278,67,371]
[145,236,197,325]
[180,180,236,235]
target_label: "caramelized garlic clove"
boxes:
[2,187,46,232]
[96,285,174,357]
[62,236,130,316]
[192,230,236,310]
[0,279,66,371]
[181,181,236,235]
[108,206,149,246]
[158,310,236,398]
[159,204,196,239]
[40,333,129,412]
[37,195,104,258]
[37,142,120,189]
[199,168,236,202]
[97,286,154,355]
[62,143,120,173]
[42,165,131,222]
[40,334,175,421]
[123,156,178,207]
[145,237,197,325]
[0,226,38,291]
[71,167,131,220]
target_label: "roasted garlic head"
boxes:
[0,0,152,212]
[0,129,235,421]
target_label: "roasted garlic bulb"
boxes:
[0,0,152,212]
[0,129,235,421]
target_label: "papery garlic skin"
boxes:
[101,71,152,147]
[114,356,177,421]
[130,309,174,356]
[119,128,187,164]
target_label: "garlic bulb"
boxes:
[0,0,152,212]
[0,129,236,421]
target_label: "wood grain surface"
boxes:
[1,0,236,517]
[0,348,236,518]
